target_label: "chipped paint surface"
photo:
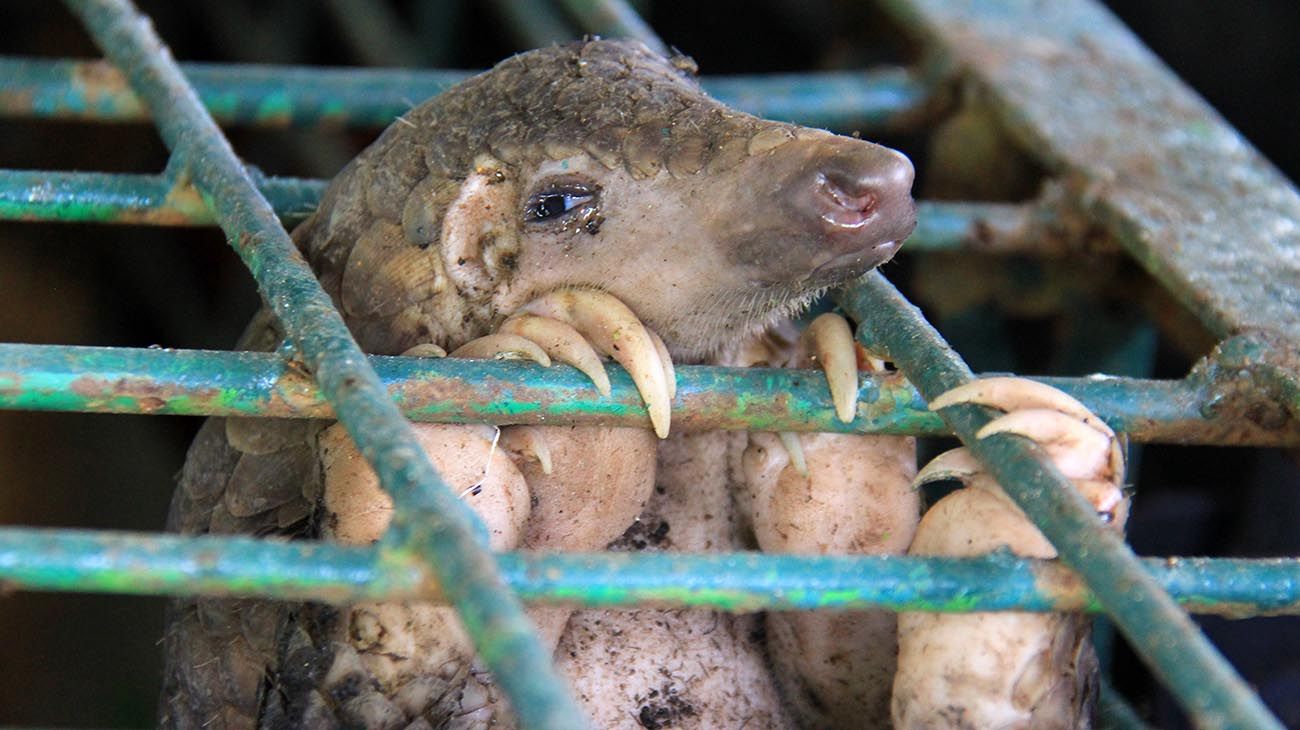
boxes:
[0,57,925,131]
[2,526,1298,616]
[0,169,324,226]
[3,343,1298,445]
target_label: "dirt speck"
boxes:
[635,683,697,729]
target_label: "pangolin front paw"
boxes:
[734,312,920,730]
[730,311,875,479]
[441,286,673,551]
[451,287,676,438]
[917,376,1127,536]
[893,377,1128,730]
[736,311,919,553]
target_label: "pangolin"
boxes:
[160,39,916,729]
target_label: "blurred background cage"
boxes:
[1,0,1299,727]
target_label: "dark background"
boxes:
[0,1,1297,727]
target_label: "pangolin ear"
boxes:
[441,155,521,301]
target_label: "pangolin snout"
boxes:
[804,143,916,269]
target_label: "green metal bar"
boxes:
[61,1,586,727]
[321,0,424,68]
[555,0,669,56]
[841,271,1281,730]
[2,527,1299,617]
[0,56,927,131]
[3,343,1297,446]
[0,57,469,128]
[0,168,323,227]
[1098,678,1154,730]
[0,168,1062,256]
[487,0,575,49]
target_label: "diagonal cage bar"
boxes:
[555,0,670,56]
[841,271,1282,730]
[60,0,587,727]
[2,527,1299,617]
[2,342,1297,446]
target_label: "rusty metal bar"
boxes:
[0,168,323,227]
[0,167,1082,254]
[60,1,586,726]
[0,56,927,132]
[3,527,1299,617]
[3,343,1297,446]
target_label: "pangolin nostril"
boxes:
[822,173,877,213]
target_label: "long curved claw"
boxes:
[401,343,448,358]
[647,328,677,402]
[929,377,1106,433]
[500,314,611,396]
[805,313,859,424]
[500,426,554,475]
[777,432,810,478]
[921,376,1130,534]
[977,409,1118,483]
[1074,478,1129,526]
[912,447,983,489]
[450,333,552,366]
[522,289,674,439]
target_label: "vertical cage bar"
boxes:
[841,271,1281,730]
[59,1,586,727]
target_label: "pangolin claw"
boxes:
[500,426,554,475]
[911,447,983,489]
[521,288,675,439]
[929,377,1103,429]
[451,333,552,366]
[500,313,612,396]
[401,343,449,358]
[804,312,859,423]
[978,409,1118,482]
[647,328,677,402]
[777,432,810,478]
[916,377,1126,517]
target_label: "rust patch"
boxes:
[0,89,35,114]
[73,59,142,115]
[68,374,222,414]
[1030,560,1091,611]
[0,371,22,396]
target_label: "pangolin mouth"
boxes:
[806,238,903,285]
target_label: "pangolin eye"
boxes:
[524,185,596,222]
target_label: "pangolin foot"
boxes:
[918,376,1126,523]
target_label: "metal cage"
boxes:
[1,0,1298,727]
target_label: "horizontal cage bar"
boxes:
[0,56,928,131]
[1,342,1296,446]
[1,527,1297,617]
